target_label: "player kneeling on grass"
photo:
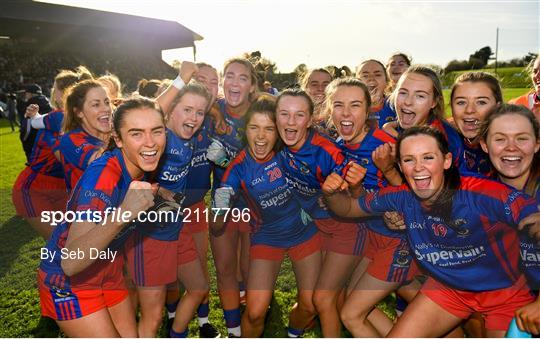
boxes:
[38,97,166,337]
[323,126,540,338]
[210,96,322,338]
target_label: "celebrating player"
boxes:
[38,97,166,337]
[326,77,415,337]
[450,71,502,176]
[479,104,540,335]
[355,59,396,129]
[12,67,92,238]
[323,126,540,337]
[57,80,112,192]
[212,96,321,337]
[275,88,364,337]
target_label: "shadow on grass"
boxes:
[263,293,287,337]
[0,130,19,137]
[31,316,61,338]
[0,215,39,280]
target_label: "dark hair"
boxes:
[356,59,388,83]
[243,94,282,152]
[396,126,461,224]
[137,79,162,98]
[450,71,503,104]
[107,96,164,150]
[300,68,333,91]
[63,79,106,132]
[275,88,314,116]
[387,53,412,67]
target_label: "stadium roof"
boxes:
[0,0,203,50]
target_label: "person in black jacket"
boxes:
[20,84,52,161]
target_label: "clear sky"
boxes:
[41,0,539,72]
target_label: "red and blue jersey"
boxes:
[518,174,540,289]
[427,117,464,169]
[358,175,538,291]
[369,98,396,129]
[184,116,213,207]
[134,128,193,241]
[312,118,339,140]
[339,128,405,238]
[57,128,103,193]
[221,150,317,247]
[459,137,492,177]
[40,148,138,277]
[211,99,247,209]
[211,99,246,184]
[28,110,64,178]
[279,129,348,219]
[396,116,464,169]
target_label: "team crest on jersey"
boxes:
[300,164,311,175]
[385,116,395,122]
[452,218,470,237]
[52,286,76,302]
[52,287,71,298]
[360,158,370,166]
[396,249,410,266]
[288,159,298,171]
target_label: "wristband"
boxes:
[172,76,185,90]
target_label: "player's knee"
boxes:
[214,257,236,278]
[312,290,334,312]
[245,304,267,325]
[297,295,317,316]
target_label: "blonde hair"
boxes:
[97,73,122,100]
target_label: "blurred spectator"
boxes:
[263,81,278,95]
[20,84,53,161]
[6,93,20,132]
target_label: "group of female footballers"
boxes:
[11,52,540,337]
